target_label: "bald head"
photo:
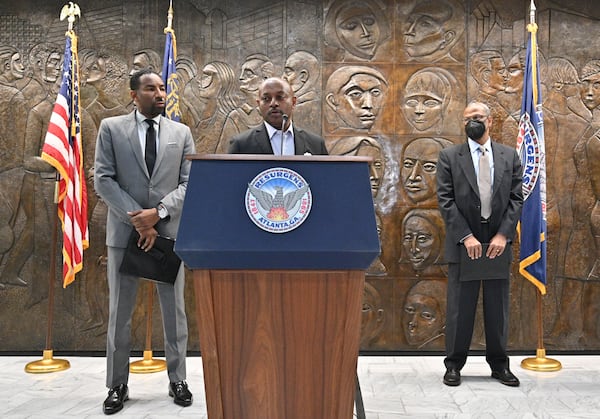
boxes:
[257,77,297,130]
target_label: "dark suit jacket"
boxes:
[436,141,523,263]
[228,123,328,155]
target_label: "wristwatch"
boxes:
[156,203,168,219]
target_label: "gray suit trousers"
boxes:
[105,246,188,387]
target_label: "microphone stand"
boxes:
[280,114,288,156]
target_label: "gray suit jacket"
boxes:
[94,111,196,247]
[436,141,523,263]
[228,123,328,155]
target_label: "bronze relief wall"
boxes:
[1,0,599,353]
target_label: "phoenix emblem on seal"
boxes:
[245,167,312,233]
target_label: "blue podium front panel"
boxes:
[175,155,380,270]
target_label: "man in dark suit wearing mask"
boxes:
[228,77,328,156]
[436,101,523,387]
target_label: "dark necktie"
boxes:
[145,119,156,175]
[478,146,492,219]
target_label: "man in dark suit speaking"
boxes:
[227,77,328,156]
[436,101,523,387]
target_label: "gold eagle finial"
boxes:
[60,2,81,31]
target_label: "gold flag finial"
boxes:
[60,2,81,32]
[165,0,174,32]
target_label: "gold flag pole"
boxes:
[129,283,166,373]
[521,292,561,371]
[25,1,81,374]
[25,179,70,373]
[130,0,175,374]
[520,0,561,372]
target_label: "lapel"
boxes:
[490,142,505,200]
[255,124,275,154]
[155,116,170,174]
[125,112,149,177]
[293,128,305,155]
[458,142,478,195]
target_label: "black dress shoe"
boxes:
[103,384,129,415]
[491,368,520,387]
[169,381,193,407]
[443,368,461,386]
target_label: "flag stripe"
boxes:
[41,31,88,288]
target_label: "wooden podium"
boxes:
[176,155,379,419]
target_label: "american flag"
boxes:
[41,31,88,288]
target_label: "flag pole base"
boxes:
[521,348,562,372]
[25,349,70,374]
[130,350,167,373]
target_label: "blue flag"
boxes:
[162,29,181,121]
[516,25,547,294]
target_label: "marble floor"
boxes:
[1,354,599,418]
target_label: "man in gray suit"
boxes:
[94,69,196,414]
[228,77,328,155]
[436,101,523,387]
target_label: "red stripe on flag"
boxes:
[41,31,88,287]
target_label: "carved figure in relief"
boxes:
[401,67,461,135]
[568,60,600,345]
[402,0,463,63]
[188,61,239,153]
[361,281,385,347]
[579,61,600,281]
[129,48,162,77]
[402,279,447,349]
[324,0,390,61]
[546,58,594,345]
[0,43,62,298]
[174,55,198,128]
[216,54,274,153]
[282,51,321,134]
[324,65,388,133]
[0,45,28,172]
[400,208,447,276]
[401,137,453,206]
[80,50,130,127]
[0,45,28,289]
[470,50,509,142]
[18,43,61,110]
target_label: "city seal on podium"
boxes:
[245,167,312,233]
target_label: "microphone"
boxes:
[280,114,289,156]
